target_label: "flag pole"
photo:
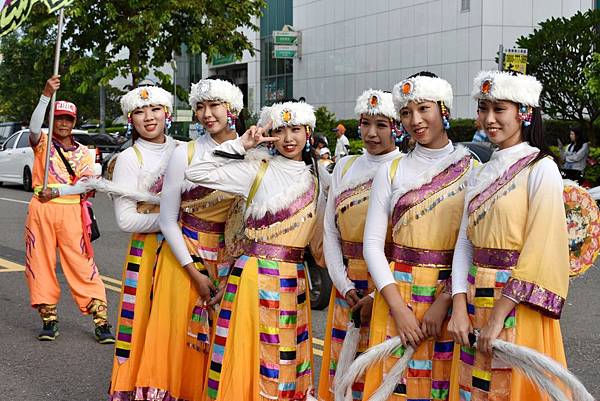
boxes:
[42,7,65,190]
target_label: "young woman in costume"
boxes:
[135,78,243,401]
[448,71,569,401]
[318,89,401,401]
[185,101,319,401]
[105,85,177,400]
[362,72,474,400]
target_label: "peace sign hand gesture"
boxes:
[240,120,278,151]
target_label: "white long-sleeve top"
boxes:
[363,141,457,291]
[185,137,313,218]
[159,134,224,267]
[111,137,174,233]
[561,142,589,172]
[451,142,563,295]
[324,149,400,296]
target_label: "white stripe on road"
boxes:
[0,197,29,205]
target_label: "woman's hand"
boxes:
[184,264,216,303]
[43,75,61,98]
[351,294,374,324]
[476,295,517,355]
[447,294,473,347]
[421,292,451,339]
[207,282,226,308]
[344,289,360,308]
[240,121,277,150]
[390,305,424,348]
[380,283,424,348]
[476,315,504,356]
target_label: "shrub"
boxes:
[448,118,476,143]
[348,138,363,155]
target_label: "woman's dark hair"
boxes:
[408,71,438,79]
[568,126,587,152]
[524,107,559,165]
[206,74,235,84]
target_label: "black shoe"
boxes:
[94,323,115,344]
[38,321,59,341]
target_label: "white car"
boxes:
[0,129,102,191]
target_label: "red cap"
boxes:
[54,100,77,119]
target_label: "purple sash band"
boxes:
[390,244,453,267]
[181,185,215,202]
[473,247,520,269]
[245,242,305,263]
[341,240,392,260]
[179,211,225,234]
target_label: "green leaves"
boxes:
[517,10,600,138]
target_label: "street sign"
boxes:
[273,30,298,45]
[503,48,528,74]
[273,45,298,59]
[210,53,236,66]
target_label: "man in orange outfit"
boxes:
[25,75,115,343]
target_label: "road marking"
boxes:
[0,257,328,354]
[0,197,29,205]
[0,257,25,270]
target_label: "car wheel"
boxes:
[305,252,332,310]
[22,167,32,192]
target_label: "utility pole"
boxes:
[99,85,106,135]
[171,58,177,135]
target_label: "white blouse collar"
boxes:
[135,135,170,151]
[412,140,454,161]
[365,147,401,163]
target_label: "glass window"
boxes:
[3,133,18,149]
[461,0,470,12]
[17,132,30,148]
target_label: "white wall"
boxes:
[293,0,593,119]
[202,20,262,114]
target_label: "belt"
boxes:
[473,247,520,269]
[245,242,305,263]
[390,244,453,267]
[179,211,225,234]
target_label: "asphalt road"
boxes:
[0,184,598,400]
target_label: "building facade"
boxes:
[293,0,595,119]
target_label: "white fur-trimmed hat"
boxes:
[257,106,272,128]
[120,86,173,117]
[392,75,453,111]
[472,70,542,107]
[355,89,398,121]
[188,79,244,114]
[267,101,316,130]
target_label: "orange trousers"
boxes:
[24,197,107,313]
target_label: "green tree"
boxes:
[517,10,600,139]
[65,0,266,89]
[314,105,337,150]
[0,26,120,124]
[585,52,600,128]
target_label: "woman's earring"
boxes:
[305,126,311,152]
[195,122,205,135]
[126,113,133,138]
[518,104,532,127]
[440,102,451,130]
[165,111,172,131]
